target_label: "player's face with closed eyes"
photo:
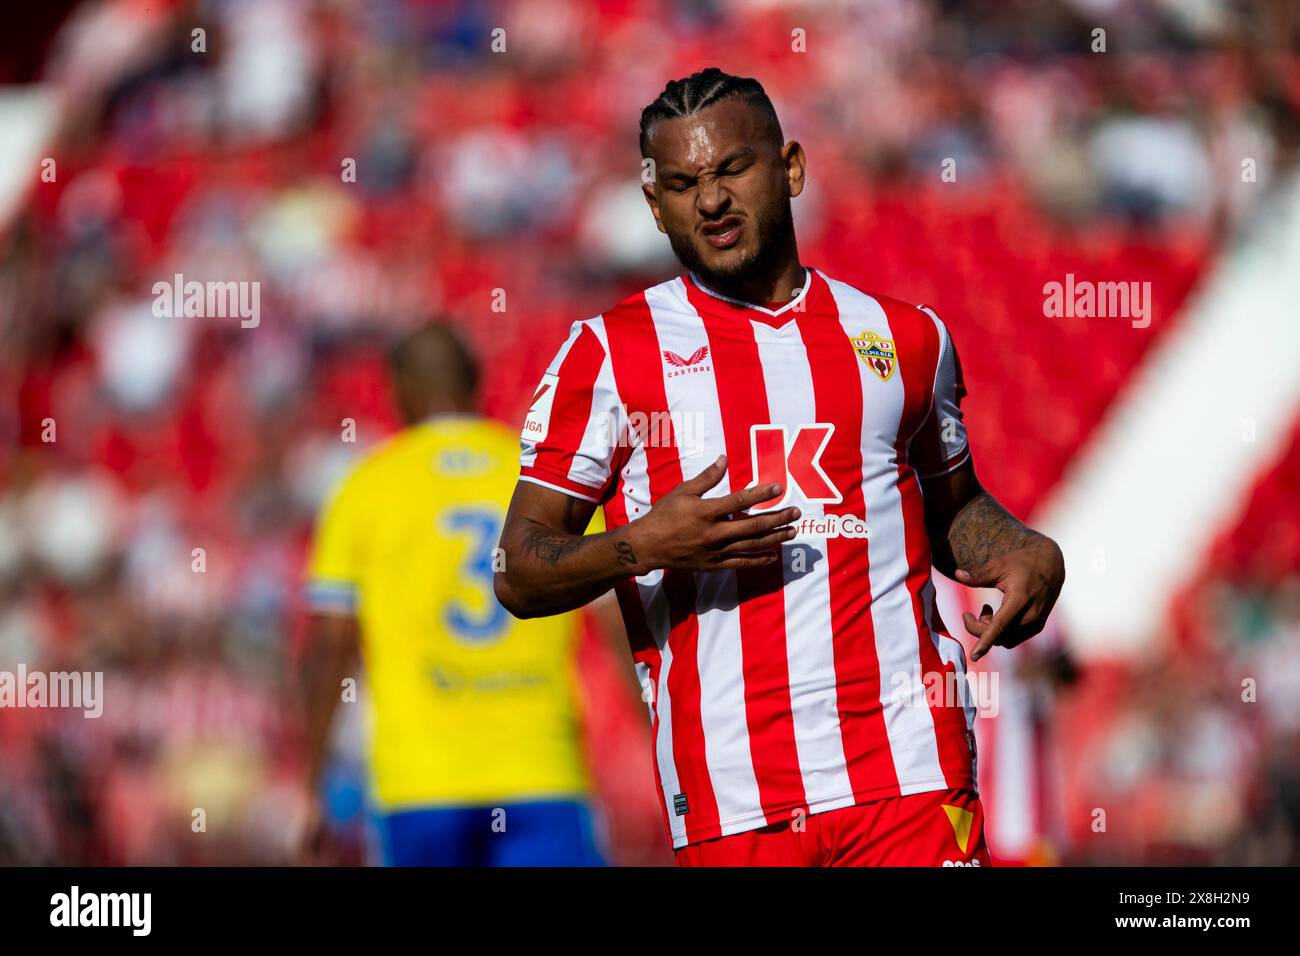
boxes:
[642,99,804,289]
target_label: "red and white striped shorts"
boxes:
[673,788,990,867]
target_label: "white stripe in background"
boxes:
[1037,171,1300,657]
[0,87,58,229]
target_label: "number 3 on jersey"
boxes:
[441,507,508,643]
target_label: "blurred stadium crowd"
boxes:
[1,0,1298,865]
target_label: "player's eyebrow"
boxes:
[658,146,758,183]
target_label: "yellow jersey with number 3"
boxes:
[306,415,594,809]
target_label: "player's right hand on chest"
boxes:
[620,455,801,574]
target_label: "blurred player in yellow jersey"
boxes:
[302,324,606,866]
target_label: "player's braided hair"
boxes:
[639,68,783,156]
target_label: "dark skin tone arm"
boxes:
[302,612,361,790]
[494,455,800,619]
[498,454,1065,663]
[922,457,1066,661]
[298,611,360,862]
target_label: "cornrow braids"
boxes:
[639,68,783,156]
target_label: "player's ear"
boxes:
[641,179,667,235]
[782,140,806,198]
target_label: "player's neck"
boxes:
[693,258,807,309]
[404,398,477,425]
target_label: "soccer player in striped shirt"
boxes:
[495,69,1066,866]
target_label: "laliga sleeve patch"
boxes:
[522,373,559,444]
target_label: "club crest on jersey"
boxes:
[851,330,897,382]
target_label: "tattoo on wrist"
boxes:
[948,491,1039,568]
[615,539,637,567]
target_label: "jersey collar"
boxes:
[687,267,812,324]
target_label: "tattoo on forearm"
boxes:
[521,526,583,565]
[615,540,637,567]
[947,491,1040,569]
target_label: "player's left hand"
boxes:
[955,536,1065,662]
[295,800,339,866]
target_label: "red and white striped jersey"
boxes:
[519,268,979,849]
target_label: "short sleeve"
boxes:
[911,307,971,480]
[519,319,623,503]
[305,471,365,614]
